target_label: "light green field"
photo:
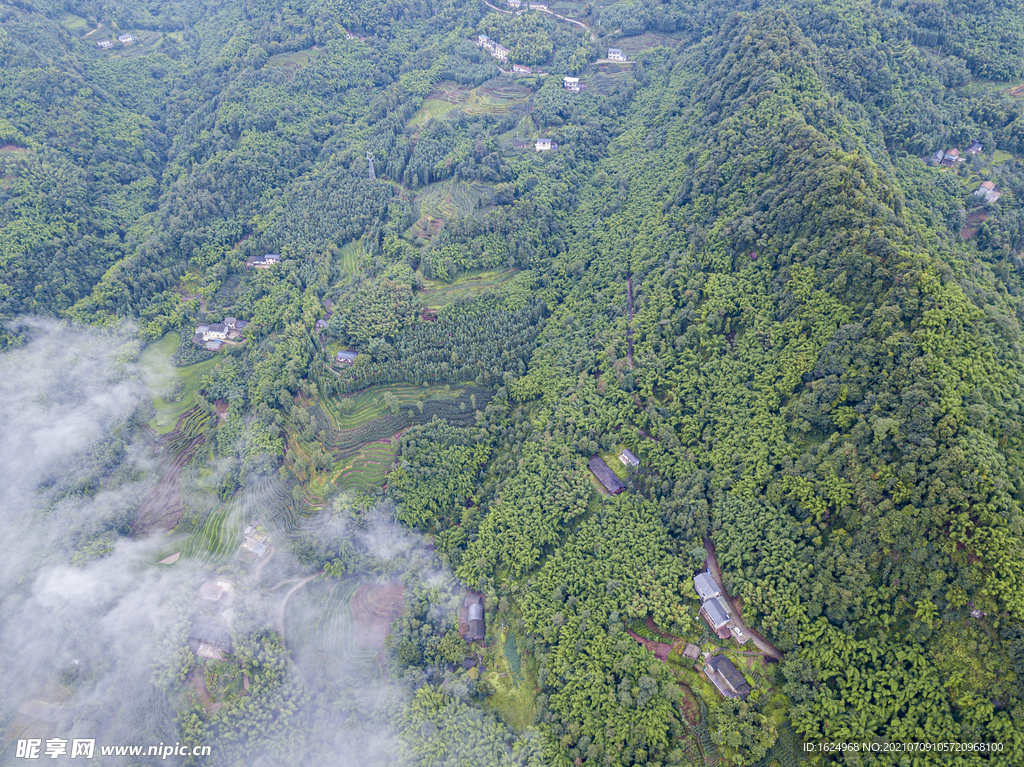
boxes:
[141,333,219,434]
[338,240,361,279]
[419,269,516,308]
[60,13,88,30]
[991,149,1013,165]
[409,98,460,127]
[333,441,398,492]
[463,81,531,116]
[321,384,459,429]
[267,48,319,74]
[180,498,246,565]
[485,627,538,731]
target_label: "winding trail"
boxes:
[483,0,594,39]
[277,571,322,634]
[703,536,783,660]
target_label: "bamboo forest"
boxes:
[2,0,1024,764]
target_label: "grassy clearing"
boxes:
[463,80,531,116]
[267,48,319,76]
[484,626,538,731]
[141,333,220,434]
[614,32,681,55]
[61,13,88,30]
[419,269,516,309]
[991,149,1013,165]
[409,98,460,127]
[338,240,361,279]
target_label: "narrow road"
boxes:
[483,1,594,38]
[626,275,634,370]
[277,571,322,634]
[703,535,783,660]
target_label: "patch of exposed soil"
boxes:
[132,419,205,534]
[350,582,404,650]
[1009,84,1024,98]
[961,209,988,240]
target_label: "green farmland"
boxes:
[141,333,220,434]
[409,98,460,127]
[419,269,516,309]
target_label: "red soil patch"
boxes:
[421,308,438,321]
[215,399,229,420]
[1008,84,1024,98]
[350,583,404,650]
[626,628,672,662]
[961,210,988,240]
[0,144,28,153]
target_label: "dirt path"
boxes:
[277,572,322,634]
[626,275,634,370]
[83,25,101,38]
[703,535,783,660]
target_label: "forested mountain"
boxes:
[3,0,1024,764]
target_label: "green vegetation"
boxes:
[141,333,220,434]
[10,0,1024,763]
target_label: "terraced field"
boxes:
[180,497,247,566]
[405,180,493,243]
[614,32,682,56]
[267,47,319,76]
[338,240,361,279]
[419,269,516,309]
[60,13,88,30]
[288,579,404,681]
[409,98,461,127]
[320,384,458,429]
[463,79,531,116]
[333,441,398,493]
[142,333,220,434]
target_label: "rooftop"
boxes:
[701,596,730,628]
[589,456,625,494]
[693,571,720,601]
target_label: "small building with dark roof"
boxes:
[204,340,224,352]
[335,350,359,364]
[682,643,701,661]
[589,457,625,495]
[968,139,983,155]
[315,319,328,330]
[704,655,751,700]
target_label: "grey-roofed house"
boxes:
[206,323,228,339]
[700,596,731,638]
[467,601,485,641]
[619,448,639,467]
[336,350,359,364]
[693,571,720,602]
[682,643,701,661]
[246,253,281,269]
[204,340,223,352]
[607,48,626,61]
[315,319,328,330]
[704,655,751,700]
[589,456,625,495]
[930,149,945,165]
[968,139,983,155]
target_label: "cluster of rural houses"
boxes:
[97,34,135,49]
[477,34,510,62]
[189,579,233,660]
[692,573,753,700]
[193,316,248,352]
[974,180,1003,204]
[588,449,639,494]
[694,571,747,644]
[930,139,982,167]
[238,521,270,562]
